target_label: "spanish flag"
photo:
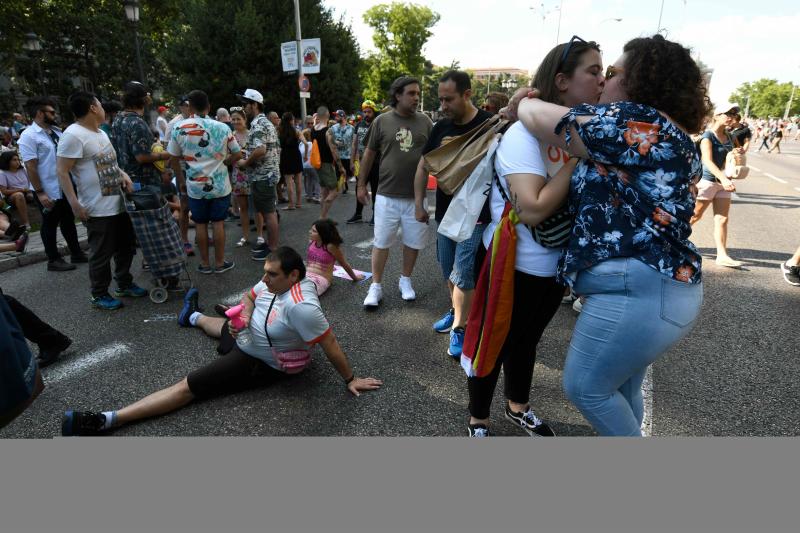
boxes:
[461,203,518,378]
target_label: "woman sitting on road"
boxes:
[516,34,708,436]
[61,246,382,436]
[306,218,364,296]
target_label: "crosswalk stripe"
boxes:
[765,173,788,184]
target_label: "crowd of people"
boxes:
[2,32,799,438]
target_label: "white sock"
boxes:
[189,312,202,326]
[101,411,117,430]
[372,282,382,288]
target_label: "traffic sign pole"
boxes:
[293,0,307,121]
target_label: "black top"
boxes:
[310,127,334,164]
[422,109,493,223]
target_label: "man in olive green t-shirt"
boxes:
[357,76,433,309]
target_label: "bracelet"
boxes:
[344,374,355,384]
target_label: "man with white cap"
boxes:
[236,89,281,260]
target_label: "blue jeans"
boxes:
[435,224,485,290]
[563,258,703,436]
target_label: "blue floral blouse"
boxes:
[555,102,703,285]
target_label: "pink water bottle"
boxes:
[225,304,252,346]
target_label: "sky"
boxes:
[324,0,800,110]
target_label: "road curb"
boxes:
[0,238,89,273]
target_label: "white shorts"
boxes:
[373,194,429,250]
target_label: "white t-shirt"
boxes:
[483,121,562,277]
[156,116,169,143]
[57,124,124,217]
[238,278,331,371]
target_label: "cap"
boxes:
[236,88,264,104]
[361,100,378,111]
[714,104,740,116]
[157,106,167,113]
[176,95,189,106]
[335,109,346,118]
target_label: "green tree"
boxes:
[0,0,181,113]
[361,2,440,103]
[162,0,362,116]
[729,79,799,118]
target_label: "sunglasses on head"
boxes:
[605,65,623,81]
[229,106,243,112]
[558,35,588,71]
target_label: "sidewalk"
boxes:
[0,223,89,273]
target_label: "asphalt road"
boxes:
[2,141,799,438]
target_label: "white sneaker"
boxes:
[572,298,583,314]
[399,276,416,301]
[363,283,383,308]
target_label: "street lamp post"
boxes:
[124,0,146,84]
[22,32,46,96]
[784,84,796,121]
[293,0,307,121]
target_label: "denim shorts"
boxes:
[435,223,485,290]
[188,194,231,224]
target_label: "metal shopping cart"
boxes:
[124,191,192,303]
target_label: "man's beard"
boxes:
[43,115,57,126]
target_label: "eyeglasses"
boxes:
[558,35,588,72]
[229,106,243,112]
[605,65,623,81]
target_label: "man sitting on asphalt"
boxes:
[61,246,382,436]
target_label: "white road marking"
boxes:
[45,342,132,384]
[222,289,250,305]
[765,173,788,184]
[795,187,800,193]
[749,165,761,172]
[143,313,177,323]
[641,366,654,437]
[353,238,374,249]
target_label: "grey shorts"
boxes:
[251,180,276,214]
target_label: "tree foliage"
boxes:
[161,0,362,116]
[361,2,440,104]
[0,0,362,117]
[729,79,799,118]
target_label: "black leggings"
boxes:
[467,268,565,420]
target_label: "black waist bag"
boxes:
[530,203,573,249]
[126,190,163,211]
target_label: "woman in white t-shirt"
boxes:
[466,37,605,437]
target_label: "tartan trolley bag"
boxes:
[124,191,191,304]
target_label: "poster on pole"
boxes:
[280,38,321,74]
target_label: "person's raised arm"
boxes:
[518,97,590,158]
[317,332,382,396]
[506,156,578,227]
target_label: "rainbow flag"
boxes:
[461,203,518,378]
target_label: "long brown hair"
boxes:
[278,111,296,145]
[532,39,601,104]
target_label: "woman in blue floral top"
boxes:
[518,34,711,436]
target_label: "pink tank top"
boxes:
[307,241,335,267]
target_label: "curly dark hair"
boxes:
[621,35,712,134]
[278,112,296,146]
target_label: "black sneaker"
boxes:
[780,262,800,286]
[346,214,363,224]
[47,258,77,272]
[251,243,270,261]
[468,423,493,438]
[37,335,72,368]
[504,405,556,436]
[62,410,109,436]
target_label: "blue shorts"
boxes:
[188,194,231,224]
[435,223,485,290]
